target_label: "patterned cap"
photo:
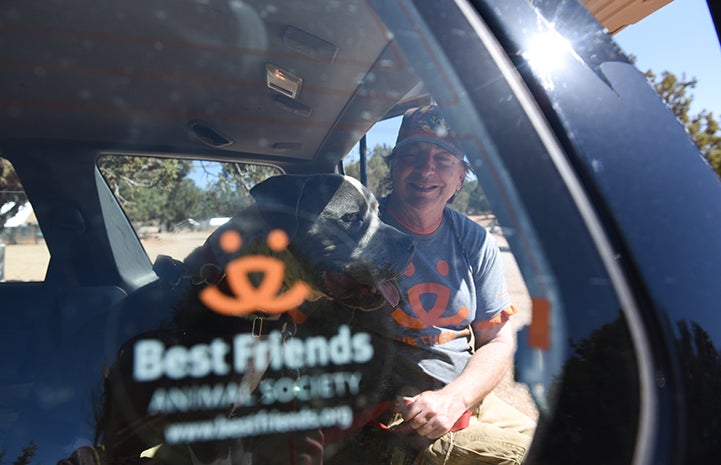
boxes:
[393,105,465,159]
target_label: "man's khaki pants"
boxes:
[404,392,536,465]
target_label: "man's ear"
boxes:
[457,165,468,190]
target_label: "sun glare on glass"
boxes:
[522,30,573,90]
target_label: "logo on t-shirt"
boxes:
[391,260,469,331]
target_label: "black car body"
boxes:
[1,1,720,464]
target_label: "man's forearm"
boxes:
[441,321,516,410]
[400,320,517,438]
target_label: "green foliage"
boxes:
[99,155,194,225]
[345,143,393,200]
[200,163,280,218]
[646,70,721,179]
[98,157,280,230]
[12,441,37,465]
[689,111,721,176]
[450,180,490,215]
[100,155,192,200]
[163,179,205,229]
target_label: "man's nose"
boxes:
[413,154,435,172]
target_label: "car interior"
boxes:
[0,0,452,459]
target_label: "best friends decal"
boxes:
[129,230,377,444]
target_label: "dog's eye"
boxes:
[343,212,361,224]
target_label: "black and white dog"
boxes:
[183,173,414,315]
[96,174,415,464]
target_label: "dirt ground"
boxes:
[1,217,538,421]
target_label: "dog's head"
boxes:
[249,174,415,310]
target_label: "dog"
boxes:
[95,174,415,465]
[184,173,414,314]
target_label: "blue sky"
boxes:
[360,0,721,153]
[614,0,721,117]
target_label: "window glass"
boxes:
[0,157,49,281]
[97,155,282,262]
[344,127,536,417]
[0,2,645,464]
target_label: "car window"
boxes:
[343,131,536,410]
[0,2,655,464]
[0,156,49,281]
[97,155,282,263]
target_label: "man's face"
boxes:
[391,142,465,210]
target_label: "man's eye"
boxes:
[436,156,454,166]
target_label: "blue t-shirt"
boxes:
[357,207,511,392]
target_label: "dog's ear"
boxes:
[250,174,344,240]
[250,175,310,239]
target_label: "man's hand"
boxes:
[396,320,516,440]
[398,390,467,439]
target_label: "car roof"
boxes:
[0,0,429,170]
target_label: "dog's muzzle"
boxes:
[319,270,402,309]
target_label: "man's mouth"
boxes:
[409,182,439,193]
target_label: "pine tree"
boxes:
[646,70,721,179]
[12,441,37,465]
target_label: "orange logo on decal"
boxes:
[200,229,311,316]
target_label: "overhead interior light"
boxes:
[266,64,303,99]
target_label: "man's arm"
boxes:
[401,320,516,439]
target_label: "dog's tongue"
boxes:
[376,281,401,308]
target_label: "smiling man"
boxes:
[355,105,536,465]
